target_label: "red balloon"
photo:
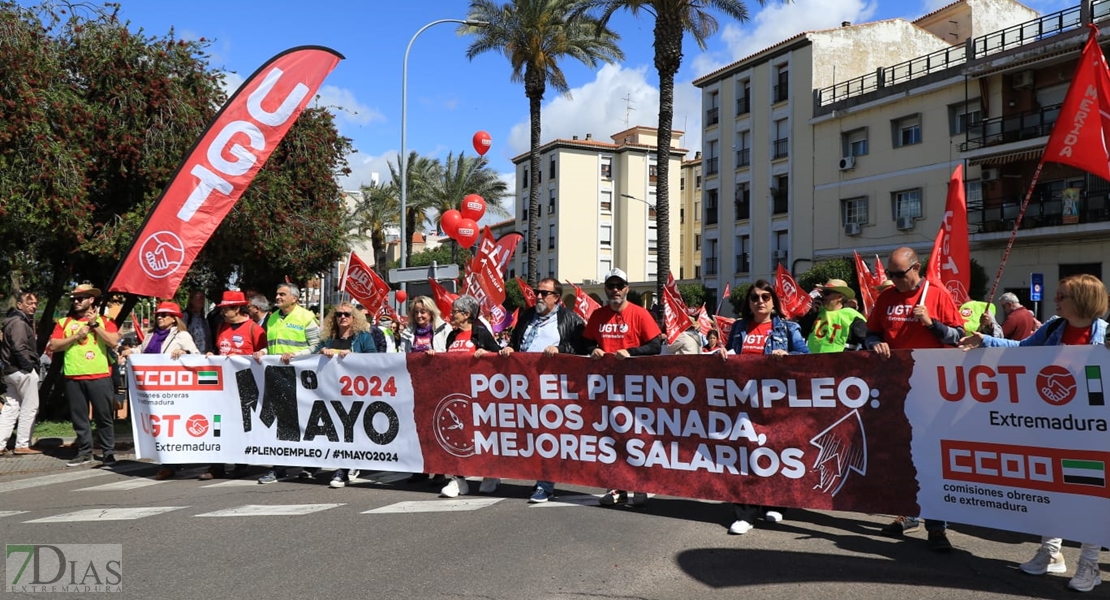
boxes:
[472,131,492,156]
[440,209,462,238]
[461,194,486,221]
[395,289,408,304]
[455,218,479,247]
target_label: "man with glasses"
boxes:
[864,247,964,551]
[584,268,662,507]
[501,278,586,502]
[48,283,120,467]
[1,292,42,456]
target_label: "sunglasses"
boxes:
[605,282,627,290]
[156,313,175,318]
[535,290,558,298]
[1055,293,1072,302]
[887,264,918,279]
[335,311,352,318]
[72,296,91,301]
[749,292,773,303]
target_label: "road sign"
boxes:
[388,263,459,284]
[1030,273,1043,302]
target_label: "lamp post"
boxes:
[619,193,656,289]
[400,18,488,272]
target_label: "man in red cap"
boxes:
[48,283,119,467]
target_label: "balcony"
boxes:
[773,83,789,103]
[704,204,719,226]
[973,4,1082,59]
[959,103,1061,151]
[734,198,750,220]
[773,138,789,159]
[969,189,1110,234]
[707,107,719,126]
[736,96,750,116]
[705,156,719,175]
[771,190,788,215]
[736,148,750,167]
[735,253,750,274]
[705,256,719,276]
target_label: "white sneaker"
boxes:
[1020,547,1067,575]
[728,519,753,535]
[441,476,469,498]
[1068,558,1102,592]
[478,477,500,494]
[764,510,784,523]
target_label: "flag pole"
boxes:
[986,159,1047,303]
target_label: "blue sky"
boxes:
[50,0,1069,219]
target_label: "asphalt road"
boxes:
[0,459,1102,599]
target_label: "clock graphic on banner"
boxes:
[433,394,475,457]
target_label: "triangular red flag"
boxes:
[515,277,536,308]
[1042,25,1110,179]
[925,165,971,305]
[427,278,459,321]
[566,280,600,322]
[774,263,811,320]
[853,251,876,318]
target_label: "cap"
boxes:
[216,290,249,308]
[603,268,629,285]
[70,283,101,298]
[816,279,856,300]
[154,301,183,318]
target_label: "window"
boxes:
[892,188,923,219]
[707,90,720,126]
[548,189,556,214]
[772,175,789,214]
[736,79,750,115]
[680,207,685,223]
[736,235,751,273]
[841,196,869,225]
[705,189,719,225]
[774,66,789,102]
[600,191,612,214]
[680,176,685,191]
[949,101,983,136]
[842,128,868,157]
[893,114,922,147]
[773,119,789,159]
[735,182,750,220]
[695,174,702,189]
[773,231,789,268]
[600,157,612,179]
[599,223,612,247]
[694,233,701,248]
[694,199,700,222]
[548,258,555,278]
[522,168,529,188]
[736,130,751,167]
[548,224,555,249]
[549,156,556,179]
[599,259,611,279]
[706,140,719,175]
[521,197,528,221]
[705,239,719,276]
[649,164,658,183]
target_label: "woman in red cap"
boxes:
[121,301,199,479]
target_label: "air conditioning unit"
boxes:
[981,168,1000,181]
[838,156,856,171]
[1012,70,1034,89]
[844,222,861,236]
[896,216,916,230]
[583,279,598,285]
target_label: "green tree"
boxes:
[584,0,763,307]
[798,258,854,295]
[389,151,439,261]
[728,282,753,316]
[352,180,400,273]
[677,282,707,308]
[460,0,623,285]
[401,243,473,276]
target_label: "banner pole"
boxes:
[987,159,1046,303]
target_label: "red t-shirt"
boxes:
[866,282,963,350]
[584,303,663,353]
[446,329,476,354]
[215,320,266,355]
[741,321,773,355]
[1061,323,1092,346]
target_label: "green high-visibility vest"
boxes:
[265,306,317,354]
[57,317,112,377]
[960,301,996,333]
[806,307,865,353]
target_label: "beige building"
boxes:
[678,154,703,282]
[692,0,1037,314]
[508,126,686,298]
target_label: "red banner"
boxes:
[853,251,876,317]
[567,281,601,322]
[464,226,508,328]
[493,232,524,273]
[662,273,691,345]
[428,278,459,321]
[515,277,536,308]
[109,47,343,297]
[1042,25,1110,180]
[695,304,714,336]
[774,264,811,320]
[925,165,970,305]
[341,251,390,314]
[409,352,919,514]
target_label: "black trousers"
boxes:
[66,377,116,456]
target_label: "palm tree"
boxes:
[389,151,440,261]
[431,150,512,260]
[584,0,761,311]
[352,180,400,272]
[460,0,623,286]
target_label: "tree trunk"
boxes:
[653,17,683,324]
[526,73,544,287]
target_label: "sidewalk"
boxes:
[0,435,138,478]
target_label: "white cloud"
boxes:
[691,0,879,78]
[314,85,385,126]
[217,71,245,97]
[505,63,703,160]
[339,149,397,191]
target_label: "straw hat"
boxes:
[816,279,856,300]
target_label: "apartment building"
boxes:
[508,127,686,297]
[693,0,1036,315]
[678,154,703,282]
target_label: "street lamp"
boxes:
[399,18,488,271]
[618,193,658,295]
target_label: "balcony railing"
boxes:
[969,189,1110,233]
[973,4,1083,59]
[960,103,1061,151]
[818,44,965,106]
[705,156,719,175]
[773,138,789,159]
[735,253,750,274]
[734,199,750,220]
[705,256,719,276]
[772,193,789,215]
[736,96,750,116]
[707,107,719,126]
[736,148,750,167]
[773,83,789,103]
[704,204,719,225]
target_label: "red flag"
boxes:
[714,315,735,344]
[515,277,536,308]
[925,165,971,305]
[131,314,145,343]
[108,47,343,297]
[1042,25,1110,179]
[696,304,714,336]
[341,251,390,313]
[717,283,731,314]
[873,255,886,284]
[774,264,811,320]
[662,273,691,345]
[566,281,600,322]
[493,232,525,273]
[428,278,459,320]
[853,251,877,317]
[464,226,508,327]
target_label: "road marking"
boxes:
[0,511,28,518]
[359,471,410,484]
[362,498,503,514]
[194,504,344,517]
[528,494,602,508]
[25,506,186,523]
[0,469,113,494]
[76,479,167,492]
[202,479,260,488]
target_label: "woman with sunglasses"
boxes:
[314,302,378,488]
[398,296,452,485]
[122,301,200,480]
[959,274,1108,593]
[718,279,809,535]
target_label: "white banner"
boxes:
[128,353,422,472]
[908,346,1110,547]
